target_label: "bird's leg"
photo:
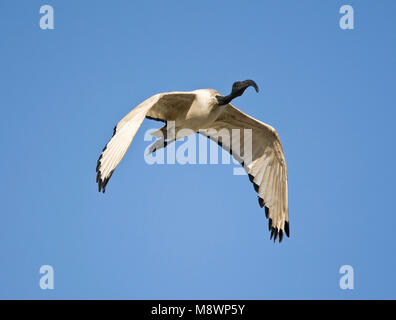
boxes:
[147,139,168,155]
[148,121,177,154]
[150,125,167,139]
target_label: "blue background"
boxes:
[0,0,395,299]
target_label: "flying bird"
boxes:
[96,80,289,242]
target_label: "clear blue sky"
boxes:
[1,0,395,299]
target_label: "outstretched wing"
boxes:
[200,104,289,242]
[96,92,196,192]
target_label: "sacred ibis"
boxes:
[96,80,289,242]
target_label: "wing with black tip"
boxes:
[200,104,289,242]
[96,92,196,193]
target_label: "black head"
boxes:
[216,80,259,106]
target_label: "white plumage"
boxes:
[96,81,289,242]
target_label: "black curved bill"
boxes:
[232,80,259,94]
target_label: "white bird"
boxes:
[96,80,289,242]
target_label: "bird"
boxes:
[96,80,289,242]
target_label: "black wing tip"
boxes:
[270,227,275,240]
[96,150,105,193]
[269,226,284,243]
[96,142,114,193]
[248,174,260,193]
[249,176,289,243]
[96,168,105,193]
[258,197,265,208]
[96,123,119,193]
[96,169,114,193]
[279,229,284,242]
[268,214,289,243]
[269,221,289,243]
[264,205,269,218]
[284,221,290,238]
